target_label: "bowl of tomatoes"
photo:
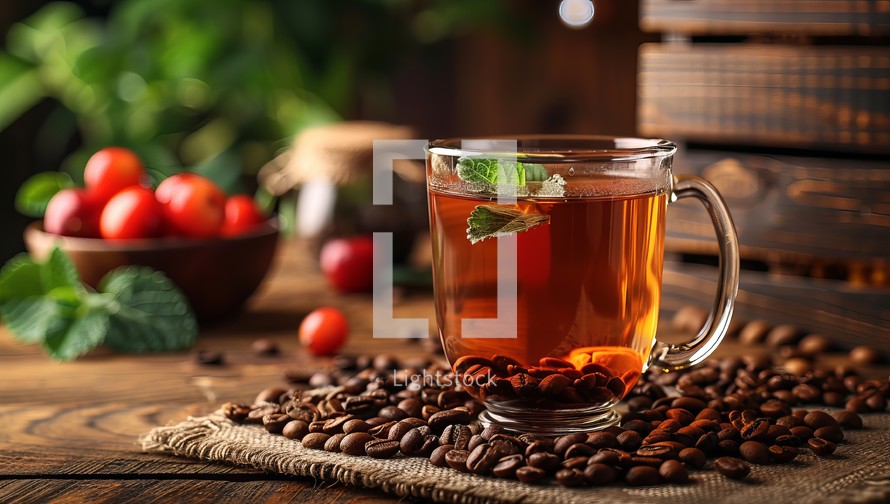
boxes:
[23,147,279,322]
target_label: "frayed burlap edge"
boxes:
[141,411,890,504]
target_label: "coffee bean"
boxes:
[262,413,290,434]
[849,346,882,365]
[308,420,326,434]
[798,334,832,356]
[251,338,279,357]
[808,437,837,457]
[322,414,354,435]
[739,441,770,465]
[440,424,472,450]
[739,320,771,345]
[528,452,561,473]
[864,391,888,412]
[768,445,798,463]
[562,456,589,470]
[427,407,471,433]
[378,405,408,422]
[563,443,594,459]
[740,420,770,442]
[429,444,454,467]
[301,432,330,450]
[626,466,660,486]
[718,440,740,457]
[421,405,440,420]
[789,426,813,440]
[539,374,572,396]
[340,432,374,456]
[775,434,801,447]
[396,398,422,418]
[399,427,431,455]
[194,349,225,365]
[525,439,555,458]
[622,419,655,436]
[658,459,689,483]
[489,434,524,455]
[618,430,643,451]
[588,450,620,466]
[510,373,539,399]
[516,466,547,484]
[492,454,525,478]
[466,443,505,475]
[467,434,487,452]
[766,324,800,348]
[833,411,863,429]
[759,399,791,419]
[813,426,844,443]
[586,431,619,450]
[283,420,309,440]
[324,433,346,452]
[445,449,470,472]
[672,397,707,414]
[365,438,400,458]
[678,447,706,469]
[714,457,751,479]
[804,411,839,430]
[636,445,674,460]
[553,433,587,456]
[255,387,287,405]
[341,418,370,434]
[555,468,585,487]
[581,463,617,485]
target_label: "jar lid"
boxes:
[259,121,417,195]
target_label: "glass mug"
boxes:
[425,136,739,434]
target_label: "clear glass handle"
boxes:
[652,174,740,371]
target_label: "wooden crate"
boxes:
[666,149,890,280]
[638,2,890,347]
[638,44,890,154]
[641,0,890,35]
[661,260,890,348]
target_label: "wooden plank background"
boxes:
[638,44,890,154]
[641,0,890,35]
[664,148,890,273]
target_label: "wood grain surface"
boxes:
[665,149,890,268]
[0,239,431,503]
[1,239,887,503]
[638,44,890,154]
[640,0,890,35]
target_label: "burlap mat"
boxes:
[142,411,890,503]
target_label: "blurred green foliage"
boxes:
[0,0,523,193]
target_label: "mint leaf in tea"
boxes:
[466,204,550,244]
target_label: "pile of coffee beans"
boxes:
[454,354,637,407]
[222,352,888,488]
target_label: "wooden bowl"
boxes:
[24,221,280,323]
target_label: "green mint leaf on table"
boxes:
[99,267,197,353]
[466,204,550,244]
[15,171,74,217]
[0,248,197,360]
[0,252,79,346]
[42,308,109,361]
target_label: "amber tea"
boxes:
[425,137,739,433]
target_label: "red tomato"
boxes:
[84,147,147,203]
[298,307,349,356]
[155,173,226,238]
[43,188,102,238]
[99,186,164,240]
[221,195,267,236]
[320,236,374,294]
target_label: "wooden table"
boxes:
[0,239,434,503]
[1,238,885,502]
